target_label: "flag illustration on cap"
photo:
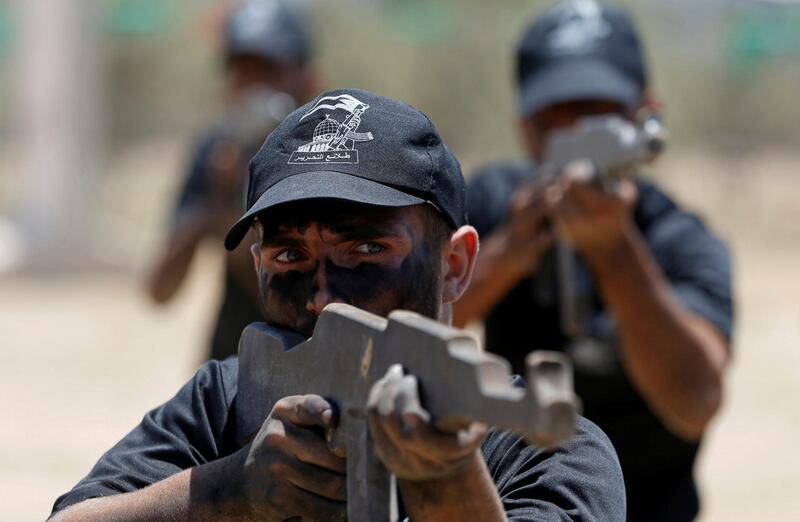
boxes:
[288,93,374,165]
[548,0,611,54]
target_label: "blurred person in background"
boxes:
[146,0,319,361]
[454,1,733,520]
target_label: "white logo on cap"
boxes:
[288,94,374,165]
[234,0,281,41]
[547,0,611,55]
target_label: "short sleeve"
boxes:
[466,168,502,238]
[170,135,218,227]
[647,210,734,341]
[50,358,240,516]
[482,416,626,521]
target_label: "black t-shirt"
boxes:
[173,134,264,360]
[467,162,734,522]
[52,357,626,521]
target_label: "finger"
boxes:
[395,375,430,435]
[386,379,481,462]
[283,458,347,502]
[285,483,347,522]
[367,364,404,415]
[404,419,485,463]
[281,422,347,473]
[509,183,538,215]
[544,183,563,216]
[272,395,335,429]
[617,177,638,204]
[563,174,595,215]
[569,178,606,213]
[562,159,595,184]
[514,199,551,237]
[551,182,582,230]
[370,370,423,443]
[368,402,444,477]
[457,422,489,448]
[368,403,408,466]
[377,374,428,452]
[534,228,555,252]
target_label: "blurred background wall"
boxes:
[0,1,798,520]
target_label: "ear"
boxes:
[637,88,664,119]
[441,225,479,304]
[518,116,543,159]
[251,242,262,274]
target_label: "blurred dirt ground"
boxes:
[1,146,798,521]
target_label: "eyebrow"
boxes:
[261,220,408,247]
[260,235,307,248]
[327,221,407,241]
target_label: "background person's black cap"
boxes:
[224,88,467,250]
[225,0,312,67]
[516,0,648,117]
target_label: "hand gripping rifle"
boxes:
[235,303,578,521]
[541,114,667,338]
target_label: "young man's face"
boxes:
[251,201,449,337]
[227,54,316,104]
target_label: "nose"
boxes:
[306,262,344,315]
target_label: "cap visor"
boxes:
[224,170,425,250]
[519,59,641,116]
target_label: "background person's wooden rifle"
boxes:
[235,303,579,521]
[541,114,668,338]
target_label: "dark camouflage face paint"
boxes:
[255,202,445,337]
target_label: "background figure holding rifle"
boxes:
[146,0,319,361]
[454,1,733,520]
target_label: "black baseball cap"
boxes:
[225,0,312,67]
[516,0,648,117]
[224,88,467,250]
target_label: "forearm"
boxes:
[146,217,208,303]
[584,224,728,440]
[50,451,250,522]
[453,230,528,327]
[399,451,506,522]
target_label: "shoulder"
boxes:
[482,416,625,520]
[138,357,240,445]
[50,357,242,516]
[195,356,240,401]
[172,129,226,216]
[483,415,621,479]
[468,161,533,196]
[635,178,734,338]
[635,178,731,264]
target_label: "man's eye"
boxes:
[353,242,385,255]
[274,249,306,263]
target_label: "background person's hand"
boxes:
[495,180,555,278]
[242,394,347,522]
[367,365,487,482]
[547,161,638,258]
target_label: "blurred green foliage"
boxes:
[728,7,800,67]
[104,0,177,35]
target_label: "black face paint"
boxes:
[324,237,440,320]
[258,230,442,338]
[258,267,317,337]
